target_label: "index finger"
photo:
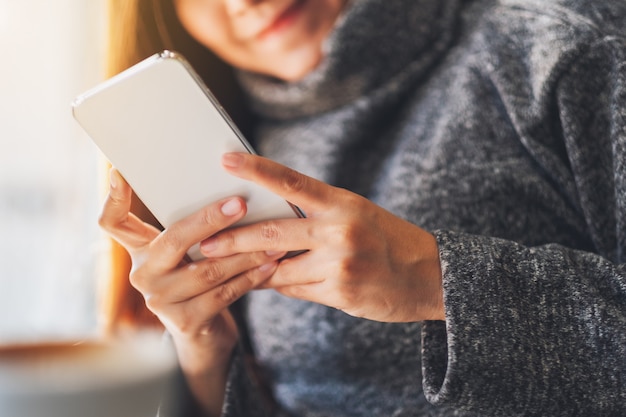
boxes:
[146,196,248,273]
[221,153,335,213]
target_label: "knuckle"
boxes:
[201,205,219,226]
[97,212,109,229]
[159,228,185,253]
[259,221,282,243]
[97,192,128,229]
[128,255,154,292]
[281,170,307,194]
[143,293,163,313]
[194,261,225,288]
[215,282,241,305]
[97,209,116,231]
[128,267,146,291]
[341,190,366,207]
[330,223,361,250]
[234,271,256,293]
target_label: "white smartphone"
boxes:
[72,50,303,261]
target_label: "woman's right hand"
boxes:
[99,168,284,416]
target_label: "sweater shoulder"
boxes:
[455,0,626,110]
[483,0,626,42]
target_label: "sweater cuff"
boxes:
[421,229,518,413]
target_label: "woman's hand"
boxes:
[200,153,445,323]
[99,168,285,416]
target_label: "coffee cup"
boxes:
[0,332,177,417]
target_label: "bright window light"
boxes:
[0,0,108,343]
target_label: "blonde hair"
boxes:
[103,0,250,334]
[107,0,174,76]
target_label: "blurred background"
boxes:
[0,1,108,342]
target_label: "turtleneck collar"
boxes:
[237,0,463,120]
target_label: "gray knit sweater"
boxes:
[171,0,626,416]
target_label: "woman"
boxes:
[101,0,626,416]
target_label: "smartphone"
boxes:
[72,50,303,261]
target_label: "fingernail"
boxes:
[222,153,244,168]
[200,238,217,253]
[221,198,242,216]
[258,262,277,273]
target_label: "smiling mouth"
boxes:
[257,0,307,40]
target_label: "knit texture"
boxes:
[207,0,626,416]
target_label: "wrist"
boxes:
[170,334,235,417]
[415,231,446,321]
[171,330,236,376]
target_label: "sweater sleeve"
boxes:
[421,35,626,416]
[423,231,626,416]
[220,344,289,417]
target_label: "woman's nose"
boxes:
[223,0,261,16]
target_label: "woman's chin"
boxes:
[274,62,319,82]
[261,50,324,82]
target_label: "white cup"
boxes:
[0,332,177,417]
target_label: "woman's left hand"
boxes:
[200,153,445,323]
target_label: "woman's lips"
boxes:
[256,0,306,40]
